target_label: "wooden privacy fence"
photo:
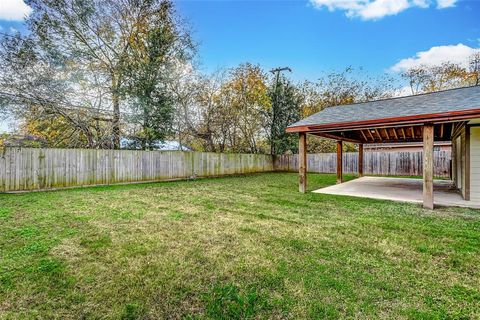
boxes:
[274,151,451,178]
[0,148,274,192]
[0,148,451,192]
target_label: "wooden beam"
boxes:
[367,129,375,141]
[392,128,398,140]
[451,136,456,184]
[451,121,466,139]
[337,140,343,184]
[401,127,406,140]
[358,143,364,177]
[383,128,390,140]
[375,129,382,140]
[299,133,307,193]
[452,122,457,136]
[465,125,470,200]
[439,123,444,139]
[410,127,415,139]
[360,130,368,142]
[312,132,361,143]
[423,124,434,209]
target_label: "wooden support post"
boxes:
[337,140,343,184]
[465,125,470,200]
[451,138,456,185]
[358,143,364,177]
[299,132,307,193]
[423,124,434,209]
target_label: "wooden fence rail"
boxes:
[274,151,451,178]
[0,148,451,192]
[0,148,274,192]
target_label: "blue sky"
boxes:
[0,0,478,80]
[0,0,479,132]
[174,0,480,81]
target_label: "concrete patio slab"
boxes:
[313,177,480,209]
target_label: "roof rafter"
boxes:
[392,128,398,140]
[383,128,390,140]
[360,130,368,142]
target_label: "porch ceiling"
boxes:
[309,122,455,144]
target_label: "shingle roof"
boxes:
[288,85,480,130]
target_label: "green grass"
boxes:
[0,173,479,319]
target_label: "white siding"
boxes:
[470,127,480,201]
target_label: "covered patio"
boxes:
[286,86,480,209]
[313,176,480,209]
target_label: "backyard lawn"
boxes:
[0,173,479,319]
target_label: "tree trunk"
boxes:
[112,76,121,149]
[86,131,95,149]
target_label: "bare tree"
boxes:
[469,52,480,86]
[402,62,471,94]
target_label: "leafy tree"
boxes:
[172,71,227,152]
[0,0,193,149]
[20,106,112,148]
[172,64,271,153]
[298,67,396,153]
[402,61,473,94]
[222,63,271,153]
[469,52,480,86]
[0,33,105,147]
[121,1,194,149]
[267,74,302,155]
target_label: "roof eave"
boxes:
[286,108,480,134]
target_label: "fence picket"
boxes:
[274,151,451,178]
[0,147,451,192]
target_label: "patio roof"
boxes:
[289,86,480,209]
[286,86,480,144]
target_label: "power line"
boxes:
[270,67,292,75]
[270,67,292,96]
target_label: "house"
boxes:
[0,134,48,148]
[286,85,480,209]
[120,139,191,151]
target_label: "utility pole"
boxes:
[269,67,292,155]
[270,67,292,89]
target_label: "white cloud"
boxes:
[391,44,480,72]
[310,0,459,20]
[393,85,415,97]
[355,0,411,20]
[436,0,457,8]
[0,0,32,21]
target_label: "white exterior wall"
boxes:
[470,127,480,201]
